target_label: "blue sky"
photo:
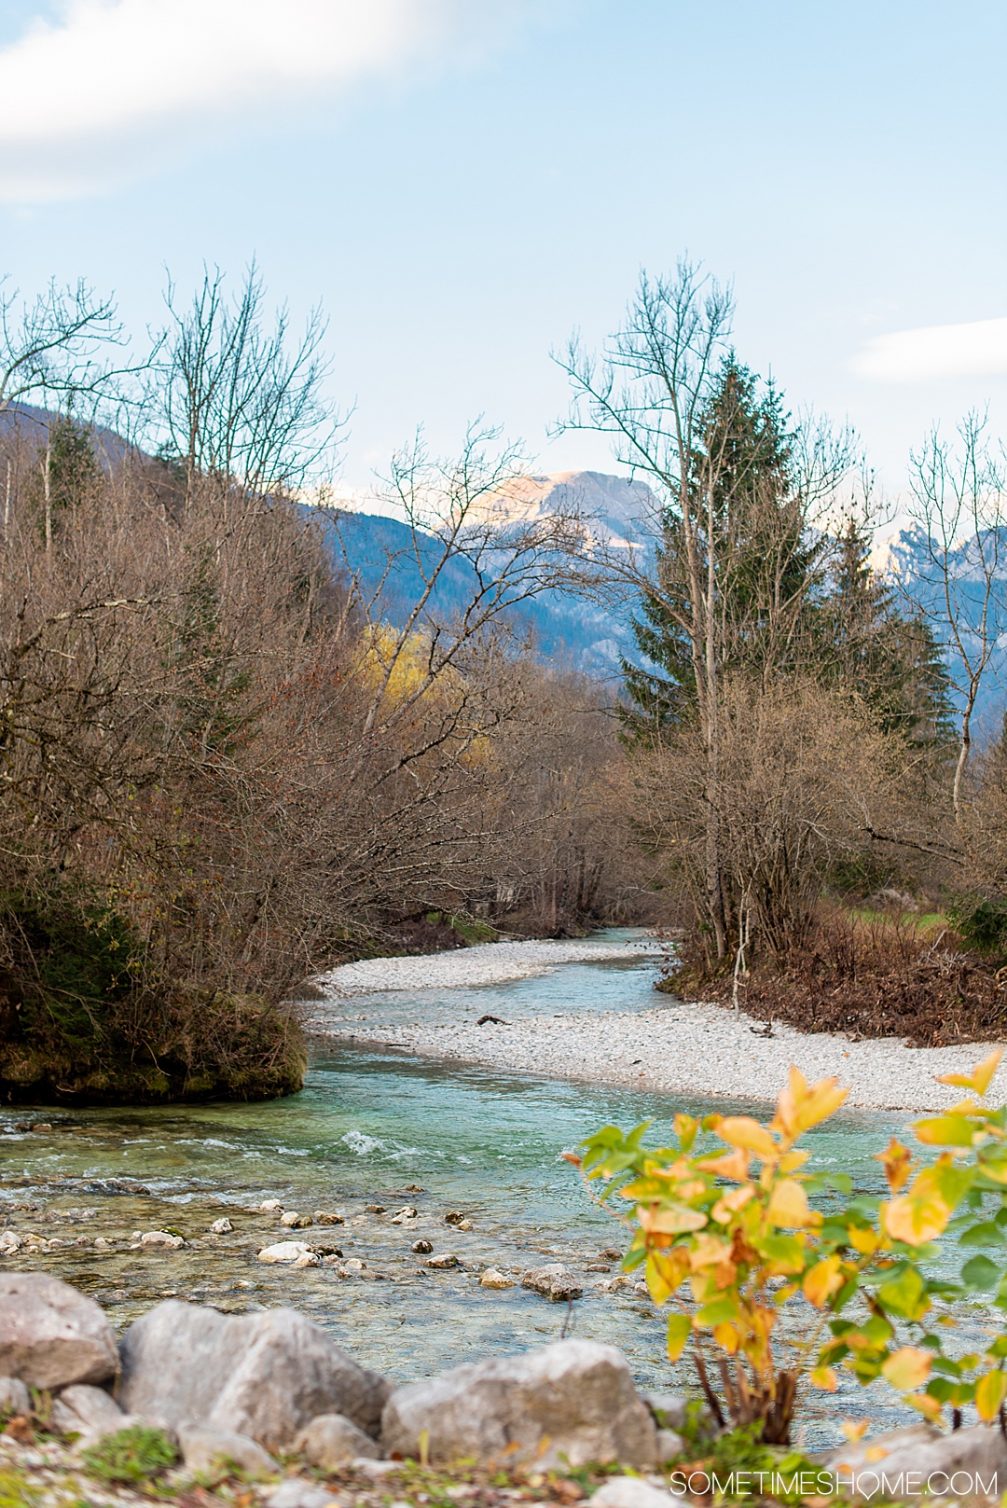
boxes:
[1,0,1004,495]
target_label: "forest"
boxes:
[1,260,1006,1103]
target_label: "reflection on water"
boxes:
[0,931,962,1446]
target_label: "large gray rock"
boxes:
[118,1300,388,1450]
[0,1273,118,1388]
[826,1424,1007,1499]
[293,1412,383,1468]
[381,1339,658,1468]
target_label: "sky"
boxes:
[0,0,1005,500]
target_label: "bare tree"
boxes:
[149,263,344,514]
[555,262,855,964]
[903,411,1007,824]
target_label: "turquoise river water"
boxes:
[0,932,981,1445]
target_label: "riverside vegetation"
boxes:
[3,259,1007,1099]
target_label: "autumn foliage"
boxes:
[578,1051,1007,1442]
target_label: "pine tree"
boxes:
[820,518,952,745]
[621,356,819,737]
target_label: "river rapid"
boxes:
[0,930,961,1445]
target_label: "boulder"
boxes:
[281,1212,312,1229]
[294,1412,383,1468]
[179,1424,277,1480]
[118,1300,388,1450]
[50,1383,129,1442]
[0,1377,30,1416]
[826,1423,1007,1499]
[209,1218,233,1235]
[0,1273,118,1388]
[521,1264,583,1301]
[426,1253,459,1270]
[381,1339,658,1468]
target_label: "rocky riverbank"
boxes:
[2,1271,1006,1507]
[306,941,1007,1110]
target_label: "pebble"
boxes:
[389,1206,418,1224]
[140,1230,186,1249]
[314,1209,344,1225]
[209,1216,234,1234]
[426,1252,459,1269]
[479,1268,514,1289]
[281,1211,312,1228]
[259,1199,283,1213]
[258,1241,315,1264]
[411,1239,433,1254]
[521,1264,583,1301]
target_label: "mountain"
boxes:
[318,472,651,679]
[892,525,1007,741]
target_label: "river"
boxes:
[0,931,951,1445]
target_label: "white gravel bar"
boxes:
[315,933,660,996]
[309,938,1006,1113]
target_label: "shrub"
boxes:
[946,894,1007,957]
[81,1424,178,1483]
[576,1052,1007,1443]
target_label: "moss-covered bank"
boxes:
[0,890,305,1105]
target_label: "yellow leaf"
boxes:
[779,1149,811,1174]
[907,1392,943,1423]
[876,1137,912,1194]
[915,1114,979,1147]
[881,1346,932,1392]
[766,1178,814,1228]
[810,1365,838,1392]
[803,1255,843,1307]
[883,1170,952,1246]
[666,1311,691,1361]
[636,1203,708,1237]
[711,1185,755,1225]
[696,1147,750,1182]
[841,1420,869,1443]
[645,1254,675,1305]
[938,1049,1003,1098]
[848,1225,880,1256]
[714,1321,740,1353]
[773,1066,848,1139]
[975,1369,1007,1422]
[718,1116,777,1160]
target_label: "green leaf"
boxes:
[878,1266,927,1320]
[962,1254,1001,1291]
[666,1312,691,1362]
[958,1221,1004,1248]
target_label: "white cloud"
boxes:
[854,315,1007,383]
[0,0,465,201]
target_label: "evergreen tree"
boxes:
[820,518,952,746]
[28,416,100,544]
[621,356,819,737]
